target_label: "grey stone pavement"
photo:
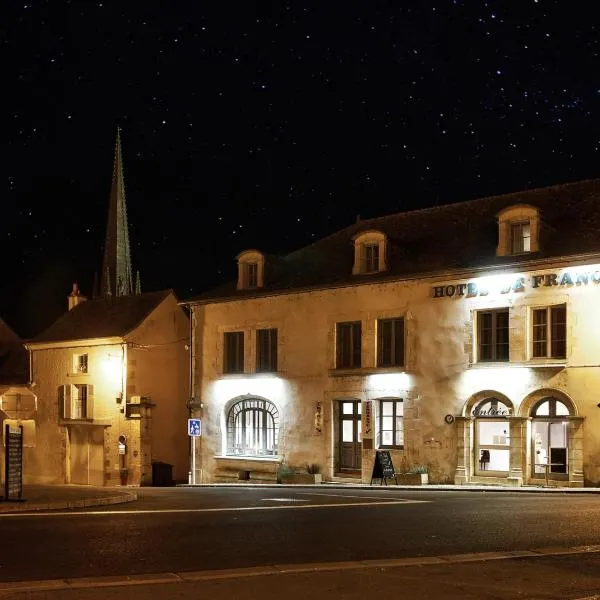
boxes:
[2,483,600,599]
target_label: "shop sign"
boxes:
[432,270,600,299]
[364,401,372,437]
[472,407,510,417]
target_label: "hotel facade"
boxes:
[184,179,600,487]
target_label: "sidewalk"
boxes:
[0,484,137,513]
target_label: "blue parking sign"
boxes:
[188,418,202,437]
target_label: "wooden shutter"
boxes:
[86,384,94,419]
[61,384,72,419]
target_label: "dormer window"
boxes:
[236,250,265,290]
[496,205,539,257]
[352,230,387,275]
[510,221,531,254]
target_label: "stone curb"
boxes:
[178,483,600,493]
[1,544,599,593]
[0,491,138,514]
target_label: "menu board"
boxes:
[4,424,23,501]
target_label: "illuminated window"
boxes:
[378,399,403,448]
[336,321,361,369]
[477,309,509,362]
[531,397,571,478]
[377,318,404,368]
[60,384,93,420]
[226,397,279,456]
[256,328,277,372]
[510,221,531,254]
[224,332,244,374]
[473,398,511,475]
[532,304,566,359]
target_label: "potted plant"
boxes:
[398,464,429,485]
[306,463,323,484]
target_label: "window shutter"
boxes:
[62,384,72,419]
[270,329,278,371]
[87,384,94,419]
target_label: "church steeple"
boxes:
[100,127,134,298]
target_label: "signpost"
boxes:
[188,419,201,485]
[3,424,25,502]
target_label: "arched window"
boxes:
[531,397,572,480]
[226,397,279,456]
[472,397,511,475]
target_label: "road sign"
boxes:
[188,418,202,437]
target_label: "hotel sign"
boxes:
[432,270,600,299]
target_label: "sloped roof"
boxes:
[185,178,600,304]
[28,290,172,345]
[0,319,29,384]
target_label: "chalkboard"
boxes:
[3,424,25,502]
[370,450,398,485]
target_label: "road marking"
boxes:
[300,492,408,500]
[0,499,429,518]
[1,545,599,593]
[262,498,310,502]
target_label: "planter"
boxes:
[280,473,323,485]
[397,473,428,485]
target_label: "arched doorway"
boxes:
[471,397,512,476]
[530,397,572,483]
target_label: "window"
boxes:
[377,318,404,368]
[477,309,509,362]
[336,321,361,369]
[60,384,93,420]
[352,230,387,275]
[226,397,279,456]
[245,263,258,289]
[532,397,571,478]
[364,244,379,273]
[378,400,404,448]
[510,221,531,254]
[73,353,88,374]
[532,304,566,359]
[473,398,511,474]
[256,328,278,372]
[224,332,244,374]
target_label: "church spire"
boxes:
[100,127,134,298]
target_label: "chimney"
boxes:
[356,214,361,224]
[68,282,87,311]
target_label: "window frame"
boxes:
[336,321,362,369]
[226,397,279,457]
[377,399,404,449]
[377,317,405,368]
[245,262,258,289]
[531,304,567,360]
[256,328,278,373]
[476,308,510,363]
[509,220,531,255]
[364,243,380,273]
[223,331,245,374]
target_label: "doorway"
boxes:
[338,400,362,474]
[69,426,104,485]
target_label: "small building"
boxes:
[0,318,37,477]
[25,288,189,486]
[183,178,600,488]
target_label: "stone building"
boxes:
[183,178,600,487]
[20,129,189,486]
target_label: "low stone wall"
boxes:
[213,456,281,483]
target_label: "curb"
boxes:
[0,492,138,514]
[177,483,600,493]
[1,544,599,593]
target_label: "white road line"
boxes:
[300,492,411,500]
[1,545,599,594]
[0,499,429,518]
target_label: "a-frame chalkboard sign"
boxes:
[2,424,26,502]
[370,450,398,485]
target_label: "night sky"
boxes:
[2,1,600,338]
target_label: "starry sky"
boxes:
[2,1,600,337]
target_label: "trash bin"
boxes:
[152,461,174,486]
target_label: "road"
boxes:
[1,486,600,585]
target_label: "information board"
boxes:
[3,424,24,502]
[370,450,398,485]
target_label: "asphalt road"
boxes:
[1,487,600,584]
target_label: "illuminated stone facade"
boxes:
[25,291,189,486]
[186,179,600,487]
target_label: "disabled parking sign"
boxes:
[188,418,202,437]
